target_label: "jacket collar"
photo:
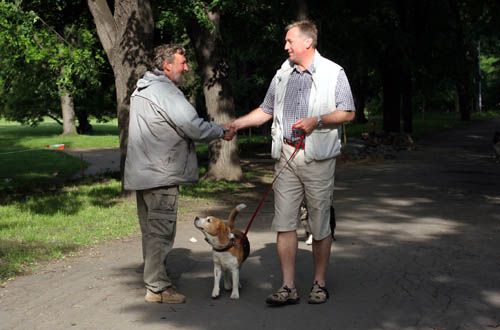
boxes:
[281,49,322,73]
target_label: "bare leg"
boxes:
[312,235,332,286]
[277,231,298,288]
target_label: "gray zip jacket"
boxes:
[124,70,224,190]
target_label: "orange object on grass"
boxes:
[47,144,65,151]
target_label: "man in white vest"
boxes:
[230,20,355,305]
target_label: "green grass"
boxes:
[180,174,256,199]
[410,111,497,138]
[341,110,500,141]
[0,179,137,280]
[0,118,119,150]
[0,149,84,193]
[0,119,119,194]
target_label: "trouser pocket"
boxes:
[143,187,179,237]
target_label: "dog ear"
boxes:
[217,222,230,244]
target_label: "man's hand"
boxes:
[293,111,354,134]
[222,122,237,141]
[292,117,319,135]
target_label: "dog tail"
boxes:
[228,203,247,229]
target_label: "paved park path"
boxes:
[1,118,499,330]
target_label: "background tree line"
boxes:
[1,0,499,183]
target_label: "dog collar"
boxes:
[209,237,236,252]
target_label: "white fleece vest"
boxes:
[271,50,342,161]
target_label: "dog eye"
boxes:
[207,218,211,222]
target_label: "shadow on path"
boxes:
[1,118,499,330]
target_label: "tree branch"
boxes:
[47,113,63,126]
[87,0,117,55]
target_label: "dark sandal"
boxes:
[308,281,329,304]
[265,285,300,306]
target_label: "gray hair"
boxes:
[286,20,318,48]
[153,44,186,70]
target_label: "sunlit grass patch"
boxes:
[0,179,137,280]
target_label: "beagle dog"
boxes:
[194,204,250,299]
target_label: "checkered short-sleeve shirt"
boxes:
[260,66,355,141]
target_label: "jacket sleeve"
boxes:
[159,88,224,142]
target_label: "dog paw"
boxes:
[230,292,240,299]
[212,288,220,299]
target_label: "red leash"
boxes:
[242,135,305,238]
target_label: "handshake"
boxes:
[222,121,238,141]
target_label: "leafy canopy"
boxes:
[0,1,106,125]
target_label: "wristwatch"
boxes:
[317,115,324,129]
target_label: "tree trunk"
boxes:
[455,38,474,121]
[456,80,472,121]
[76,109,93,134]
[475,41,482,112]
[448,0,472,122]
[88,0,154,191]
[61,92,77,135]
[295,0,309,20]
[352,77,368,124]
[381,60,401,133]
[354,95,367,124]
[185,8,242,181]
[401,71,413,134]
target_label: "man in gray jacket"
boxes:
[124,44,234,304]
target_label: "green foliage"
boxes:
[480,54,500,109]
[220,1,289,115]
[2,68,60,126]
[154,0,291,123]
[157,0,220,31]
[1,0,499,135]
[154,0,500,130]
[0,0,109,126]
[481,56,499,75]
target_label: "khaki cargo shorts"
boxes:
[272,144,336,240]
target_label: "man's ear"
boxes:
[305,37,313,49]
[162,60,170,72]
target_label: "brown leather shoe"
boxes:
[145,287,186,304]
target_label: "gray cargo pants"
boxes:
[136,186,178,293]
